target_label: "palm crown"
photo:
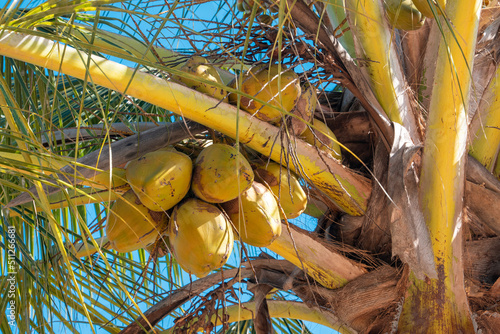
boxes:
[1,0,500,333]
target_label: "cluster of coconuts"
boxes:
[104,56,345,277]
[173,56,342,160]
[236,0,427,32]
[104,143,308,278]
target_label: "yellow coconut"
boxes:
[191,144,254,203]
[411,0,445,18]
[229,64,301,123]
[126,149,192,212]
[301,119,342,160]
[384,0,425,30]
[106,190,168,253]
[254,162,307,219]
[168,198,234,278]
[173,56,228,101]
[223,182,281,247]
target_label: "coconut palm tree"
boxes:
[1,0,500,333]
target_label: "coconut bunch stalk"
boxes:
[344,0,421,144]
[144,235,171,258]
[268,223,367,289]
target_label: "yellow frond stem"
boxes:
[420,0,480,275]
[268,223,366,289]
[345,0,420,143]
[0,31,371,216]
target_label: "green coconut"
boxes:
[126,149,192,212]
[223,182,281,247]
[191,144,254,203]
[106,189,168,253]
[168,198,234,278]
